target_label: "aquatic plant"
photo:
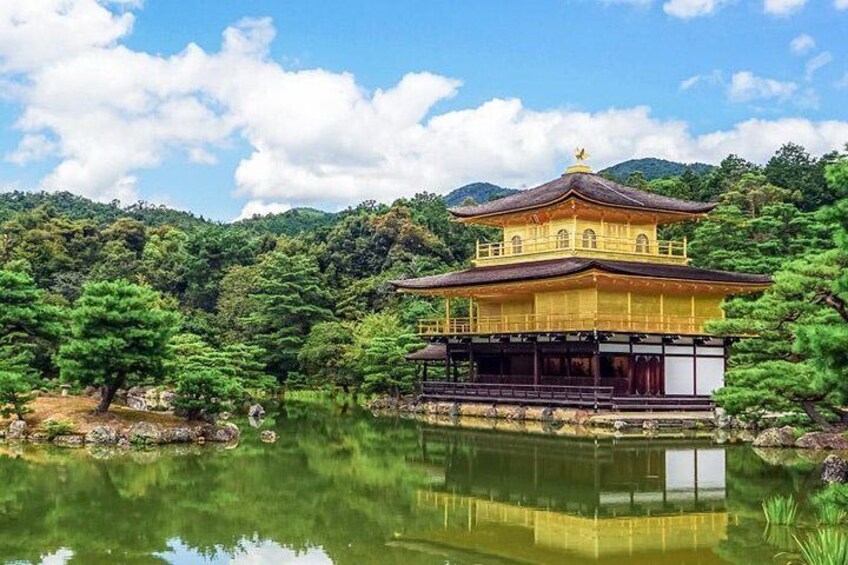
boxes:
[795,529,848,565]
[763,495,799,526]
[41,418,75,440]
[816,503,847,526]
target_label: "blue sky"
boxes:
[0,0,846,220]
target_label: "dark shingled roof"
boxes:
[405,343,447,361]
[392,258,772,290]
[449,172,717,218]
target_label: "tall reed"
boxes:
[762,495,799,526]
[796,529,848,565]
[816,502,847,526]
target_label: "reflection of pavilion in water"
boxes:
[407,427,730,562]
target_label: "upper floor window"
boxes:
[635,233,650,253]
[511,235,523,254]
[582,229,597,249]
[556,229,570,249]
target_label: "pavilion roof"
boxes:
[405,343,447,361]
[391,257,772,291]
[449,172,717,219]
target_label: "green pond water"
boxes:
[0,401,830,564]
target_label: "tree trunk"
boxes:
[96,380,122,414]
[823,294,848,323]
[800,400,834,431]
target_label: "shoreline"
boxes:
[0,394,242,449]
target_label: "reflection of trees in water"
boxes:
[713,448,818,565]
[0,401,439,565]
[0,403,823,565]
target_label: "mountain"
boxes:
[442,182,519,207]
[600,158,714,181]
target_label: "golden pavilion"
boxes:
[393,151,771,410]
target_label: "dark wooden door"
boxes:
[633,355,664,395]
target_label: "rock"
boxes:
[822,454,848,484]
[753,426,797,448]
[218,411,232,422]
[52,435,84,448]
[505,406,526,421]
[643,419,659,432]
[117,437,132,450]
[484,405,499,419]
[248,416,264,429]
[85,425,119,446]
[201,423,240,443]
[449,403,461,417]
[541,407,555,422]
[613,420,628,431]
[796,432,848,450]
[573,409,590,426]
[28,432,49,442]
[126,387,149,411]
[714,408,732,429]
[259,430,277,443]
[127,422,162,445]
[84,385,99,398]
[248,404,266,419]
[158,390,175,411]
[6,420,27,440]
[160,427,198,444]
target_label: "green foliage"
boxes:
[173,367,242,421]
[298,322,355,391]
[762,494,799,525]
[347,313,420,396]
[0,368,35,420]
[241,252,333,378]
[815,503,846,526]
[41,418,74,440]
[57,280,178,413]
[167,333,274,412]
[441,182,519,207]
[794,529,848,565]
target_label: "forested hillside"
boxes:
[600,157,714,181]
[0,142,846,421]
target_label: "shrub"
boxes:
[41,418,74,440]
[173,368,242,421]
[763,495,799,526]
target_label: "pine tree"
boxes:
[57,280,177,413]
[241,252,333,379]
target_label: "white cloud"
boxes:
[790,34,815,55]
[837,72,848,89]
[836,0,848,9]
[2,1,848,212]
[764,0,808,15]
[805,51,833,80]
[663,0,729,18]
[727,71,798,102]
[236,200,292,220]
[679,70,723,91]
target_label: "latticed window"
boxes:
[635,233,649,253]
[511,235,523,254]
[581,228,597,249]
[556,229,570,249]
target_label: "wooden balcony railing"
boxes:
[476,233,687,265]
[417,313,714,336]
[420,381,614,409]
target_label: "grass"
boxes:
[795,529,848,565]
[817,503,847,526]
[763,495,800,526]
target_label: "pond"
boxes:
[0,400,828,564]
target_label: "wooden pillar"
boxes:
[444,342,451,381]
[468,344,475,383]
[533,340,540,386]
[423,363,429,381]
[591,341,601,389]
